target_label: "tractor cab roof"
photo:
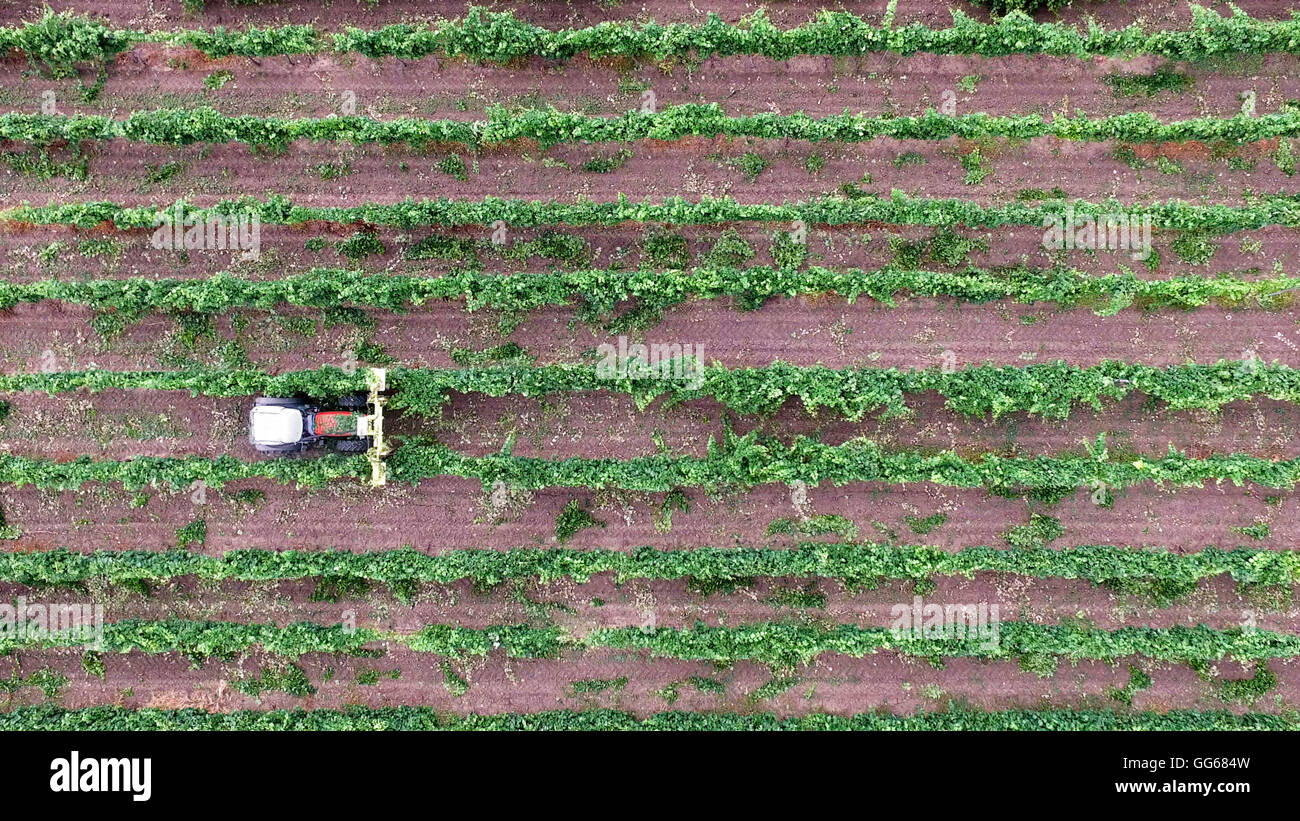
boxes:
[249,406,306,446]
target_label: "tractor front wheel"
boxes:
[334,438,370,453]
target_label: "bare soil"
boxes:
[3,135,1294,208]
[5,220,1298,285]
[2,571,1293,634]
[3,473,1297,555]
[2,647,1292,717]
[5,48,1300,124]
[0,295,1295,377]
[2,389,1300,464]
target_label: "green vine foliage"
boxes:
[0,429,1292,495]
[5,616,1298,670]
[0,366,368,399]
[4,359,1297,423]
[6,6,1300,65]
[384,431,1300,497]
[7,106,1300,148]
[968,0,1072,14]
[0,266,1294,328]
[0,452,365,491]
[2,543,1295,591]
[2,705,1294,731]
[8,191,1300,233]
[0,9,133,100]
[593,622,1300,669]
[385,360,1300,420]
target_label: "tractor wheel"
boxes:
[336,394,367,410]
[255,397,299,407]
[334,438,370,453]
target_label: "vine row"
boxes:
[3,705,1292,731]
[7,191,1300,232]
[5,359,1297,421]
[4,266,1297,325]
[8,106,1300,148]
[4,543,1295,591]
[8,618,1298,669]
[6,6,1298,69]
[1,434,1297,495]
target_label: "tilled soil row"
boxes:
[3,221,1293,283]
[0,390,250,460]
[2,475,1295,554]
[2,389,1300,463]
[0,298,1295,375]
[5,50,1299,122]
[2,135,1291,208]
[0,647,1290,717]
[2,572,1291,634]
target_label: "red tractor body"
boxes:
[312,411,360,437]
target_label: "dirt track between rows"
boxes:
[6,48,1300,123]
[1,296,1295,376]
[4,135,1293,208]
[2,647,1289,717]
[5,221,1297,283]
[3,471,1296,554]
[2,570,1292,633]
[3,389,1300,463]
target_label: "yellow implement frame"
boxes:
[364,367,390,487]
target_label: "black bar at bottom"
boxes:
[0,729,1283,809]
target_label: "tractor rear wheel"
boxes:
[255,397,299,407]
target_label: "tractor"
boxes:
[248,395,373,454]
[248,368,391,486]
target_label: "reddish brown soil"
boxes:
[3,135,1293,207]
[0,295,1296,377]
[5,49,1300,124]
[2,647,1292,717]
[3,473,1297,554]
[3,389,1299,464]
[0,390,251,459]
[4,221,1297,284]
[2,571,1293,634]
